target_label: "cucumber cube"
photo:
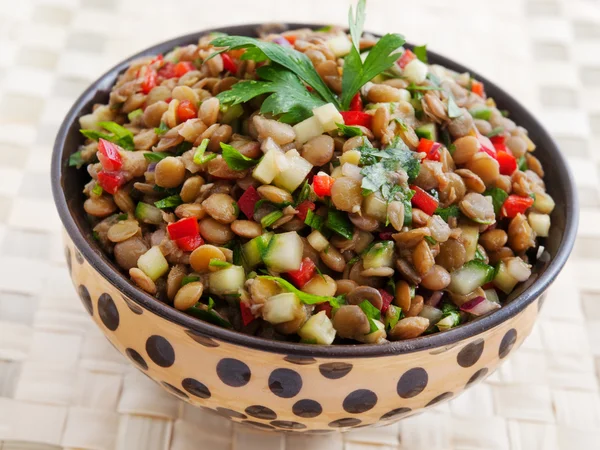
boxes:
[263,293,301,324]
[298,310,336,345]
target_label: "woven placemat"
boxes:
[1,0,599,448]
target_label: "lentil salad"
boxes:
[70,1,553,345]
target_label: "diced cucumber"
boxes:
[298,310,336,345]
[532,192,555,215]
[137,246,169,281]
[459,225,480,261]
[363,241,395,269]
[415,123,438,142]
[484,288,500,304]
[340,149,361,166]
[313,103,344,132]
[419,305,444,324]
[273,150,313,192]
[253,148,283,184]
[468,107,492,120]
[135,202,163,225]
[263,231,303,272]
[262,293,301,324]
[362,192,388,222]
[307,230,329,252]
[528,212,550,237]
[293,115,325,145]
[448,260,495,295]
[242,233,273,268]
[403,59,428,84]
[208,265,246,296]
[493,261,519,294]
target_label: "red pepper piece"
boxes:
[238,186,261,219]
[167,217,199,240]
[221,53,238,74]
[177,100,198,122]
[286,257,316,288]
[283,35,297,46]
[349,93,363,111]
[173,61,195,77]
[313,173,334,197]
[397,49,416,69]
[500,195,534,219]
[378,289,394,314]
[176,234,205,252]
[97,139,123,171]
[490,135,508,152]
[496,150,517,175]
[315,302,333,318]
[296,200,316,221]
[240,301,256,326]
[97,171,126,194]
[141,67,157,94]
[410,185,439,216]
[471,80,485,98]
[417,138,441,161]
[157,62,176,80]
[340,111,372,128]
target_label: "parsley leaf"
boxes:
[193,138,216,165]
[220,142,260,170]
[217,64,326,123]
[80,121,135,150]
[336,122,364,137]
[484,187,509,215]
[434,204,460,222]
[517,155,528,171]
[154,195,183,209]
[143,152,170,162]
[258,276,341,307]
[69,150,85,168]
[325,208,353,240]
[210,35,339,108]
[154,122,169,135]
[413,44,428,63]
[358,299,381,333]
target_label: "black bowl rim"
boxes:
[51,23,579,358]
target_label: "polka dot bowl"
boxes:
[52,24,578,432]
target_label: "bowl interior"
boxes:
[52,23,578,357]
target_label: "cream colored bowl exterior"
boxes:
[64,234,539,432]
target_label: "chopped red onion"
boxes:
[460,296,500,316]
[147,162,157,172]
[273,36,292,47]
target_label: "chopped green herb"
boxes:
[434,204,460,222]
[186,305,232,328]
[154,121,169,135]
[294,180,312,206]
[315,266,327,281]
[68,150,85,168]
[394,117,408,131]
[484,187,509,216]
[469,107,492,120]
[221,142,260,170]
[315,25,333,32]
[336,122,364,137]
[474,247,486,262]
[424,236,437,245]
[517,155,528,171]
[127,108,143,121]
[305,209,325,230]
[80,121,135,150]
[325,208,353,240]
[413,44,428,63]
[154,195,183,209]
[486,126,504,138]
[181,275,200,286]
[92,230,100,241]
[384,304,403,331]
[406,83,443,92]
[358,299,381,333]
[500,109,510,117]
[91,184,103,196]
[207,297,215,311]
[174,141,193,156]
[209,259,232,269]
[261,210,284,228]
[258,275,341,307]
[193,138,216,165]
[143,151,170,162]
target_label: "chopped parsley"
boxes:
[336,122,364,137]
[143,151,170,162]
[154,121,169,135]
[80,121,135,150]
[193,138,216,165]
[413,44,428,63]
[221,142,260,170]
[154,195,183,209]
[484,187,509,216]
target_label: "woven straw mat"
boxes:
[1,0,599,448]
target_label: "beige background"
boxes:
[1,0,599,448]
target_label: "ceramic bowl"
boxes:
[51,24,578,432]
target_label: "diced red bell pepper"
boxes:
[410,185,439,216]
[157,62,176,80]
[349,93,363,111]
[417,138,442,161]
[397,49,416,69]
[296,200,316,221]
[177,100,197,122]
[167,217,199,240]
[238,186,261,219]
[490,135,508,152]
[315,302,332,318]
[286,257,316,288]
[97,139,123,171]
[313,173,334,197]
[500,195,534,219]
[240,301,256,326]
[173,61,195,78]
[97,171,126,194]
[149,54,164,66]
[496,151,517,175]
[477,133,497,159]
[471,80,485,98]
[141,67,157,94]
[221,53,238,74]
[283,35,297,46]
[176,234,205,252]
[340,111,372,129]
[378,289,394,314]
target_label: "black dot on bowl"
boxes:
[75,249,84,264]
[182,378,211,399]
[121,295,143,315]
[243,421,275,430]
[343,389,378,414]
[161,382,189,400]
[292,399,323,418]
[64,247,72,276]
[216,407,247,420]
[268,368,302,398]
[380,407,411,421]
[270,420,307,430]
[499,328,517,359]
[185,329,220,348]
[217,358,251,387]
[245,405,277,420]
[328,418,361,428]
[77,285,93,316]
[98,293,119,331]
[466,368,489,387]
[125,348,148,370]
[319,362,353,379]
[146,335,175,368]
[284,355,316,365]
[425,392,453,407]
[457,338,485,368]
[397,367,428,399]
